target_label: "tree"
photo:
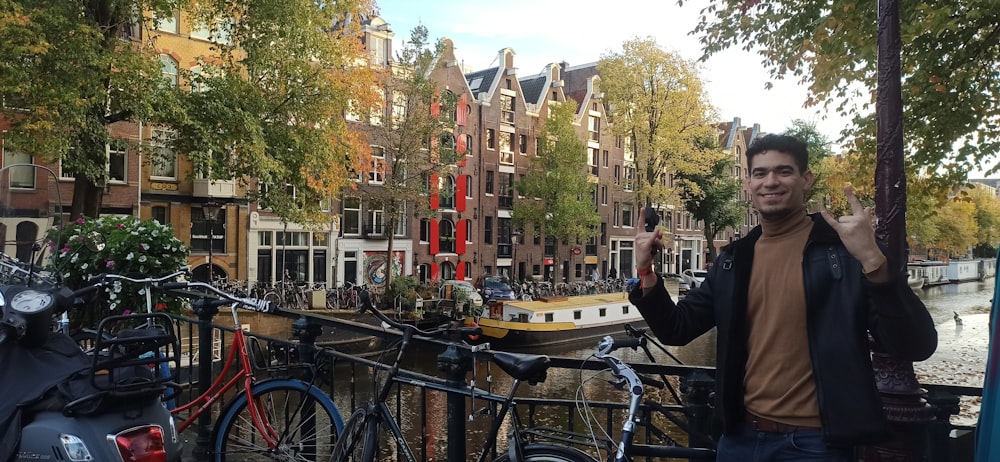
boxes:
[685,0,1000,186]
[930,198,977,257]
[964,183,1000,256]
[598,37,719,208]
[0,0,375,222]
[360,25,460,288]
[0,0,178,218]
[783,120,834,210]
[673,136,745,263]
[513,101,600,277]
[167,0,376,224]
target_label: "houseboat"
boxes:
[907,258,997,288]
[465,293,647,350]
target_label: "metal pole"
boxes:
[866,1,934,459]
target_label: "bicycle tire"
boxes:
[263,291,281,309]
[71,328,107,352]
[328,405,378,462]
[212,378,345,462]
[492,443,598,462]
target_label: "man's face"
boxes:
[745,150,814,221]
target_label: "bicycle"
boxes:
[158,280,345,461]
[578,333,717,461]
[327,302,596,462]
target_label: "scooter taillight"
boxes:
[114,425,166,462]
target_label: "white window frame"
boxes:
[2,145,34,189]
[150,129,177,180]
[342,197,361,236]
[159,54,178,87]
[369,145,385,184]
[108,143,127,184]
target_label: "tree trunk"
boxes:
[70,177,104,220]
[703,227,717,264]
[385,215,396,289]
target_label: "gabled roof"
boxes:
[465,67,499,99]
[518,74,547,107]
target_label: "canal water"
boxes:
[346,280,993,459]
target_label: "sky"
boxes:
[372,0,853,144]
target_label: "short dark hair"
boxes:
[745,134,809,172]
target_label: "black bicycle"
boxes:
[327,302,597,462]
[580,332,717,461]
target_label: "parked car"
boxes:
[481,277,516,302]
[439,280,484,312]
[681,269,708,289]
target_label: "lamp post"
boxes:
[202,202,223,283]
[510,230,521,281]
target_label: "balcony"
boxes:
[499,196,513,210]
[497,243,513,258]
[193,179,236,198]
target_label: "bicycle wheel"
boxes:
[263,291,282,309]
[71,328,106,352]
[328,405,378,462]
[492,443,597,462]
[213,378,344,462]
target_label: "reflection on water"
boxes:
[330,281,992,459]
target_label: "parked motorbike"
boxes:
[0,164,182,462]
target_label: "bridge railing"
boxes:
[164,309,976,461]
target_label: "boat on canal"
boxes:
[464,293,647,349]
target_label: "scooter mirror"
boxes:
[85,231,106,252]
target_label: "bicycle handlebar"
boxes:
[363,303,482,340]
[161,281,278,313]
[90,268,190,286]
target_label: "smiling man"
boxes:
[629,134,937,461]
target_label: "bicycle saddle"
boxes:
[491,352,550,384]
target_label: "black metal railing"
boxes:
[165,310,977,462]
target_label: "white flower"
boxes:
[140,244,149,251]
[80,263,88,270]
[138,288,146,295]
[70,254,79,263]
[110,302,117,310]
[139,255,148,263]
[126,252,134,261]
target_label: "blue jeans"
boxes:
[717,423,854,462]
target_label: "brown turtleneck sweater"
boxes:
[743,211,822,427]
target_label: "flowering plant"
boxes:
[46,215,190,328]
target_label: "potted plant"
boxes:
[46,215,189,328]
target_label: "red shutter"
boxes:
[430,262,439,280]
[430,90,441,118]
[456,261,466,280]
[456,133,467,155]
[456,175,467,212]
[429,219,440,255]
[429,172,439,210]
[456,219,467,254]
[456,93,467,126]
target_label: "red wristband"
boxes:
[637,266,654,277]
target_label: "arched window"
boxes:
[440,261,455,281]
[439,219,455,253]
[159,55,178,87]
[439,175,456,210]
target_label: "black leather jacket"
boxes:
[630,213,938,446]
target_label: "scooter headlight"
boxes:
[60,434,94,461]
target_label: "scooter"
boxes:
[0,269,184,462]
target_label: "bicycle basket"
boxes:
[89,312,180,393]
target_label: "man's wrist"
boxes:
[637,265,654,277]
